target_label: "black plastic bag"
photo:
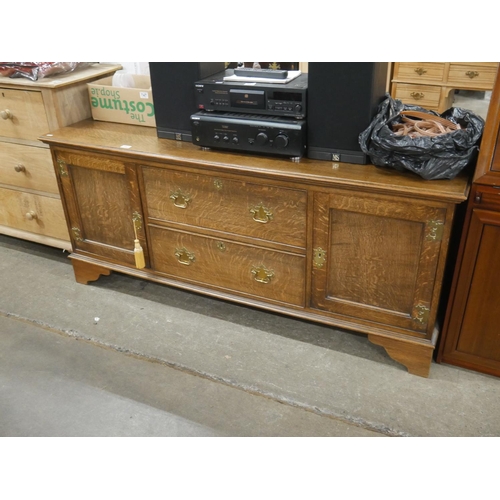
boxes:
[359,94,485,180]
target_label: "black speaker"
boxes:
[149,62,225,141]
[306,62,389,164]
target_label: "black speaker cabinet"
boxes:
[149,62,225,141]
[307,62,389,164]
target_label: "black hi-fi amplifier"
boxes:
[194,71,308,119]
[191,112,307,159]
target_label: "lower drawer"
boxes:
[0,187,69,241]
[392,83,441,109]
[149,225,306,307]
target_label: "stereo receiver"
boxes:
[194,70,308,119]
[191,111,307,158]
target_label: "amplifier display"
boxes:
[194,70,308,119]
[191,112,307,159]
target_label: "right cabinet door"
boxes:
[440,207,500,374]
[311,190,449,336]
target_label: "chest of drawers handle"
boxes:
[251,265,275,284]
[1,109,13,120]
[14,164,26,173]
[170,190,191,209]
[250,203,273,223]
[414,67,427,76]
[466,71,479,79]
[26,211,37,221]
[410,92,425,100]
[175,247,196,266]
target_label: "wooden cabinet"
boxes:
[0,63,121,250]
[391,62,499,113]
[437,67,500,377]
[41,119,470,377]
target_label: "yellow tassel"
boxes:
[134,239,146,269]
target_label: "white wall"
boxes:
[102,62,150,75]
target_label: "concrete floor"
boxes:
[1,233,500,437]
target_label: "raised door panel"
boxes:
[441,209,500,373]
[141,166,307,249]
[311,191,448,335]
[54,150,146,267]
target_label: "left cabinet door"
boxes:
[53,149,147,267]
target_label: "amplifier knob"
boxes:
[274,134,289,149]
[255,132,268,146]
[223,135,230,143]
[232,137,239,144]
[294,104,302,113]
[214,134,220,142]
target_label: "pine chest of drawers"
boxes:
[0,63,120,249]
[391,62,499,113]
[41,119,471,377]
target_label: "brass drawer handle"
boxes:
[170,190,191,209]
[250,203,273,223]
[25,211,37,221]
[251,265,274,284]
[175,247,195,266]
[410,92,425,100]
[14,164,26,173]
[466,71,479,79]
[0,109,13,120]
[414,67,427,76]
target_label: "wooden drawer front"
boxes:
[448,64,498,89]
[149,225,306,307]
[393,83,440,109]
[0,186,69,240]
[142,167,307,248]
[0,88,49,141]
[0,142,57,193]
[472,185,500,211]
[394,63,445,83]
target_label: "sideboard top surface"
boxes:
[40,119,470,203]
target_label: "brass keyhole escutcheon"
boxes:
[313,247,327,268]
[214,179,224,190]
[251,265,274,284]
[250,203,273,224]
[175,247,195,266]
[216,241,226,252]
[170,190,191,209]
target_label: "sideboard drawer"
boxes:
[149,225,306,307]
[392,83,441,109]
[142,166,307,248]
[447,63,498,89]
[0,186,69,240]
[0,88,49,141]
[0,142,57,193]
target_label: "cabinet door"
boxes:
[54,149,147,267]
[311,190,449,335]
[440,208,500,375]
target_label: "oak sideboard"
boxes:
[40,119,471,377]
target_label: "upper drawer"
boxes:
[0,88,49,141]
[393,63,446,83]
[447,63,498,89]
[0,142,58,194]
[142,166,307,249]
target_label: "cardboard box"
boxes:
[87,75,156,127]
